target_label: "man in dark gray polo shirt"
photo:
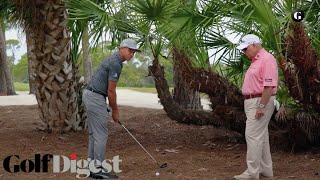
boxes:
[82,39,140,179]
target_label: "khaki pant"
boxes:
[243,96,275,179]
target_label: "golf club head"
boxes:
[160,163,167,168]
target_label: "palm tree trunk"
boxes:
[0,24,7,96]
[149,54,246,136]
[0,71,6,95]
[0,23,16,95]
[4,63,16,95]
[276,22,320,146]
[82,22,92,84]
[172,49,244,108]
[285,22,320,112]
[23,0,80,132]
[26,29,36,94]
[151,49,320,148]
[172,75,202,110]
[3,37,16,95]
[172,49,202,110]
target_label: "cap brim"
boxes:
[130,48,141,52]
[237,43,250,50]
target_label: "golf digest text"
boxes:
[2,154,122,178]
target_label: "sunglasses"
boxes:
[242,47,248,52]
[242,44,254,52]
[128,48,137,54]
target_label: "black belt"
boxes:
[86,86,106,98]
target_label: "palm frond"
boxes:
[66,0,117,47]
[124,0,181,38]
[68,20,83,64]
[159,10,194,42]
[128,0,179,22]
[0,0,14,20]
[66,0,111,20]
[303,0,320,55]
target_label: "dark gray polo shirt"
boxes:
[87,52,123,97]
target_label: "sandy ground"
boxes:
[0,90,211,110]
[0,92,319,179]
[0,105,319,180]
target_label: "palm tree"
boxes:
[2,0,82,132]
[66,0,123,128]
[193,0,320,145]
[0,22,8,95]
[109,0,248,134]
[0,18,17,95]
[58,0,320,148]
[26,28,36,94]
[127,0,203,111]
[4,0,318,147]
[170,1,204,110]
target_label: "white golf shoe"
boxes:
[233,173,256,180]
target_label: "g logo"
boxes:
[292,10,304,22]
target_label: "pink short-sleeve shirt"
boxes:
[242,49,278,95]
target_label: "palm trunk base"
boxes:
[150,49,320,151]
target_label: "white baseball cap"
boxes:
[236,34,262,50]
[120,39,141,52]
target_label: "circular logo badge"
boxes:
[292,10,304,22]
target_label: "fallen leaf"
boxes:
[198,168,208,171]
[164,149,179,153]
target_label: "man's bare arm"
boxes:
[260,86,273,106]
[255,86,273,119]
[108,80,119,122]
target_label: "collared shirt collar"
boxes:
[114,51,123,67]
[251,48,266,62]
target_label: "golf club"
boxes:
[118,121,167,169]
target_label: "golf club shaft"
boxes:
[118,121,160,166]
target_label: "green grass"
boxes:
[117,87,158,93]
[118,87,209,97]
[118,87,174,94]
[13,83,168,94]
[14,82,29,91]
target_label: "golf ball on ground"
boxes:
[156,172,160,176]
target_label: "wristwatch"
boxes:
[259,104,266,108]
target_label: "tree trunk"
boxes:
[151,48,320,148]
[0,24,16,95]
[275,22,320,146]
[172,49,244,108]
[0,24,7,96]
[149,55,246,137]
[285,22,320,112]
[26,1,80,132]
[4,61,16,95]
[172,50,202,110]
[26,29,36,94]
[0,75,6,95]
[172,76,202,110]
[82,22,92,84]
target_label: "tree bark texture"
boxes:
[0,24,7,96]
[23,1,80,132]
[0,23,16,95]
[26,29,36,94]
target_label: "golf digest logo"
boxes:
[292,10,304,22]
[3,153,122,178]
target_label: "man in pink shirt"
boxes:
[233,34,278,180]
